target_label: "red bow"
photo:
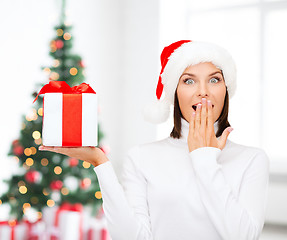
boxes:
[57,202,83,213]
[33,81,96,103]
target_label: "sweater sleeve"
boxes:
[189,147,270,240]
[93,146,153,240]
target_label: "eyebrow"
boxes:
[180,71,223,78]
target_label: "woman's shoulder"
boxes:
[128,138,170,154]
[124,139,171,169]
[226,139,267,155]
[225,139,270,167]
[126,138,173,160]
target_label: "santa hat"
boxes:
[142,40,237,124]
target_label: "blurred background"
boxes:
[0,0,286,239]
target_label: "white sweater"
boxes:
[93,117,270,240]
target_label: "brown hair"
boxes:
[170,87,231,139]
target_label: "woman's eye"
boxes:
[184,79,194,84]
[183,77,221,84]
[210,77,221,83]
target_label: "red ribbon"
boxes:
[62,94,82,146]
[33,81,96,103]
[52,202,83,240]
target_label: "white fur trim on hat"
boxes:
[142,98,170,124]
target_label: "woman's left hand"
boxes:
[188,98,233,153]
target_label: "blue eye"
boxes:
[210,77,221,83]
[183,77,221,84]
[184,79,194,84]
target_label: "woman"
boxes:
[40,40,270,240]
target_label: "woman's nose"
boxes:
[197,83,209,97]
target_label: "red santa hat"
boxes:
[143,40,237,124]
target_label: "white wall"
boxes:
[0,0,160,194]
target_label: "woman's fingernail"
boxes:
[228,127,234,132]
[39,146,44,150]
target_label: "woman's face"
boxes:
[176,62,226,123]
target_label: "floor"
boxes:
[260,223,287,240]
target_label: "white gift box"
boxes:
[86,217,112,240]
[58,211,82,240]
[42,204,84,240]
[29,221,46,240]
[0,222,27,240]
[42,93,98,147]
[42,206,59,239]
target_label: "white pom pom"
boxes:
[142,99,170,124]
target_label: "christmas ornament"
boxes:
[80,178,91,189]
[50,180,63,191]
[55,40,64,49]
[68,158,79,167]
[12,140,24,156]
[25,170,41,184]
[13,145,24,156]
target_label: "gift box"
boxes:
[42,202,84,240]
[0,220,27,240]
[55,203,83,240]
[86,218,112,240]
[42,206,59,240]
[85,206,112,240]
[24,220,46,240]
[33,81,97,147]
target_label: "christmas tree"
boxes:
[0,0,106,221]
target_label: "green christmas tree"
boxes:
[0,1,106,221]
